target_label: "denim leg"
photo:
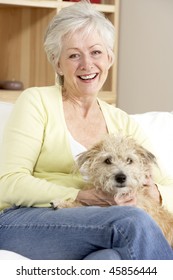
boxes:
[0,206,173,260]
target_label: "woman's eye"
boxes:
[69,53,80,59]
[127,158,133,164]
[104,157,112,164]
[92,50,102,56]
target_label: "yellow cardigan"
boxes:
[0,85,173,212]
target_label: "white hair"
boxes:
[44,0,115,85]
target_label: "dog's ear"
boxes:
[136,144,157,166]
[76,150,91,169]
[76,141,104,169]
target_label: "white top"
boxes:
[68,131,87,160]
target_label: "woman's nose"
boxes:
[80,55,93,71]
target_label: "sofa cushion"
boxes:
[131,111,173,176]
[0,250,28,260]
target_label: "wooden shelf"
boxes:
[98,91,116,105]
[0,0,59,9]
[0,89,115,104]
[0,0,115,12]
[0,90,22,103]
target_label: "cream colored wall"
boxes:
[117,0,173,114]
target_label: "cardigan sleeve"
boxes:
[0,88,80,210]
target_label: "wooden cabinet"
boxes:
[0,0,119,104]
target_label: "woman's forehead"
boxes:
[62,29,104,48]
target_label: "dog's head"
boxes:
[76,135,157,196]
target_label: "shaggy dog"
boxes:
[52,135,173,247]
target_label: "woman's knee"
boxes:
[114,206,160,240]
[126,207,157,228]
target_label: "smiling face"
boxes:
[57,30,112,98]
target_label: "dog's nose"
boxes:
[115,173,126,184]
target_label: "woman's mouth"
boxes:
[78,73,98,81]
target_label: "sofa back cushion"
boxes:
[131,111,173,176]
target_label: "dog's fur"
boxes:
[52,135,173,247]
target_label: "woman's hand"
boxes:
[114,175,161,206]
[76,174,161,207]
[143,174,161,204]
[114,193,137,206]
[76,188,116,207]
[76,188,137,207]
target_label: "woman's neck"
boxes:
[62,89,99,118]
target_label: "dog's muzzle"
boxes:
[115,172,126,188]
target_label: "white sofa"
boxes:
[0,101,173,259]
[0,102,29,259]
[132,111,173,176]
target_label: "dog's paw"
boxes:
[50,199,80,209]
[50,199,60,209]
[50,199,70,209]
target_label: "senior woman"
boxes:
[0,0,173,260]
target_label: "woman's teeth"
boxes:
[79,74,97,80]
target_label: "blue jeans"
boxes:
[0,206,173,260]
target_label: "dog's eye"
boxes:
[104,157,112,164]
[127,157,133,164]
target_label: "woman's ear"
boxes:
[108,53,115,69]
[56,62,63,76]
